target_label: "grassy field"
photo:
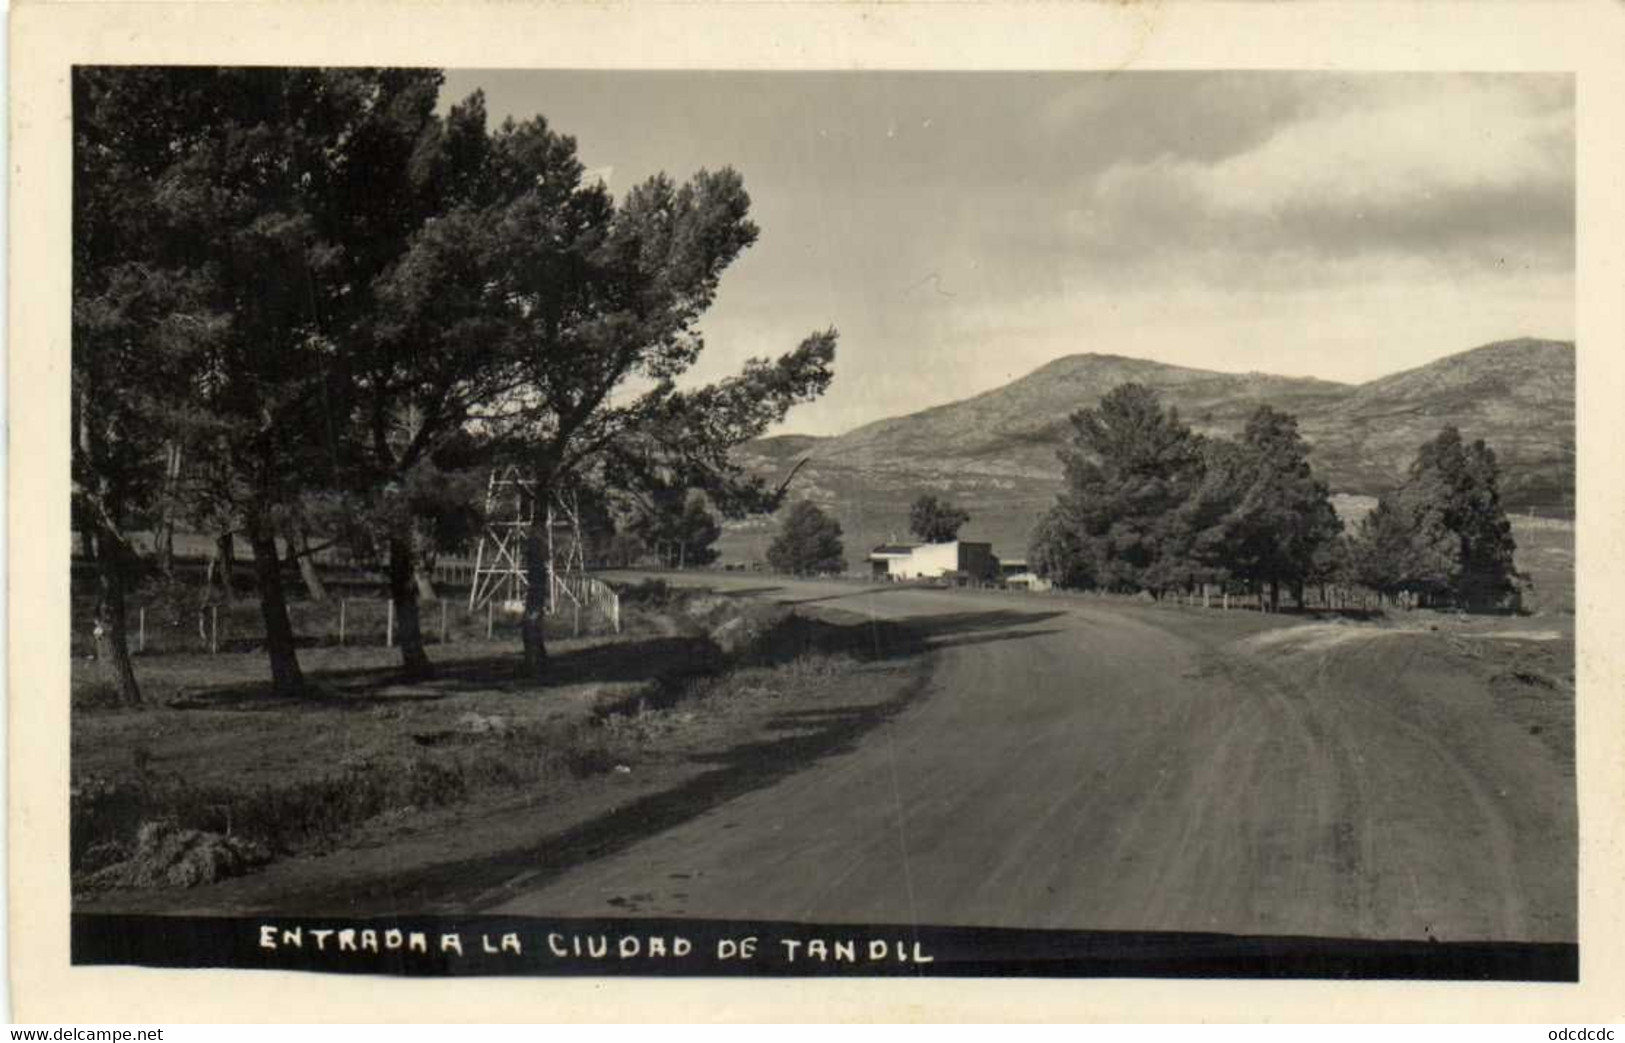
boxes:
[1509,518,1575,616]
[71,581,925,903]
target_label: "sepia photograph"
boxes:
[62,65,1579,982]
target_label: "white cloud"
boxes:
[1069,76,1573,278]
[1207,79,1568,210]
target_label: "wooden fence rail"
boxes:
[550,573,622,634]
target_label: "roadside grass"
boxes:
[1509,519,1574,616]
[72,708,644,880]
[70,584,888,895]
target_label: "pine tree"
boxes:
[1351,427,1520,609]
[360,91,579,678]
[633,490,723,567]
[909,495,971,544]
[1219,407,1343,610]
[1044,384,1205,595]
[767,502,846,575]
[76,69,841,686]
[74,67,450,697]
[1035,391,1340,605]
[431,156,839,675]
[1027,505,1092,589]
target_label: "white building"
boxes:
[868,540,998,582]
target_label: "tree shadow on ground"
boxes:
[163,635,726,711]
[199,604,1067,913]
[247,659,936,915]
[175,601,1068,712]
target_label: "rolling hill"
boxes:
[722,338,1575,568]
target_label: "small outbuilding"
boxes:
[995,557,1054,591]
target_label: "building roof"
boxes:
[869,544,918,557]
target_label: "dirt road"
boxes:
[489,574,1576,943]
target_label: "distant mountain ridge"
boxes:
[726,338,1575,565]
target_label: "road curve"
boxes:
[491,574,1576,943]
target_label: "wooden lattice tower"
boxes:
[467,467,536,612]
[467,471,614,632]
[548,488,588,613]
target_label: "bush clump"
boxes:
[81,821,270,890]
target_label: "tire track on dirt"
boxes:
[1166,632,1377,937]
[1318,637,1532,941]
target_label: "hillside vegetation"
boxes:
[726,338,1574,566]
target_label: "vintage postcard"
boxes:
[10,0,1625,1024]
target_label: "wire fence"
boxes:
[72,594,617,660]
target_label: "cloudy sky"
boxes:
[441,71,1574,437]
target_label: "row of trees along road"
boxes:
[73,67,836,704]
[1349,426,1521,611]
[1028,383,1520,612]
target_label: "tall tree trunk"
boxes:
[153,442,183,577]
[1269,579,1280,614]
[212,530,239,606]
[520,522,549,677]
[388,532,434,680]
[247,516,305,697]
[154,525,175,578]
[77,386,143,705]
[410,523,440,602]
[90,528,143,706]
[413,553,438,603]
[283,520,328,602]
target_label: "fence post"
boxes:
[440,600,449,645]
[1222,593,1229,611]
[138,607,146,653]
[386,598,394,648]
[339,598,347,646]
[486,599,494,640]
[210,606,219,654]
